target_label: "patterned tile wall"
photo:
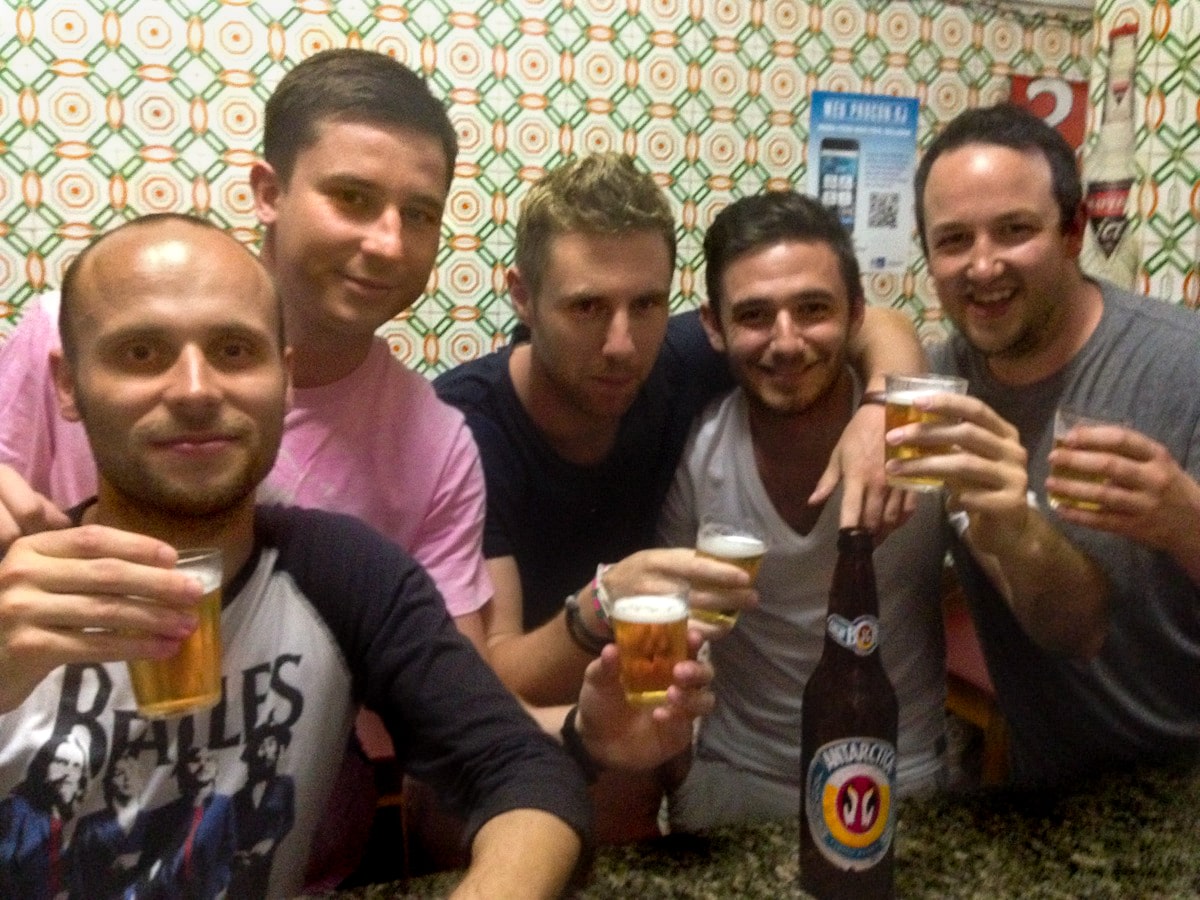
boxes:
[0,1,1108,372]
[1097,0,1200,307]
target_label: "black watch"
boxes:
[561,704,603,785]
[564,591,609,655]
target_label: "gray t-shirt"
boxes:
[930,280,1200,786]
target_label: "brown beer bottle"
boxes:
[800,527,898,899]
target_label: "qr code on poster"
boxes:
[867,192,899,229]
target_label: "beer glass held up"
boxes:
[611,580,689,706]
[127,548,223,719]
[884,374,968,492]
[1047,406,1117,512]
[692,520,766,627]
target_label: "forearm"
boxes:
[966,509,1109,658]
[453,809,581,900]
[484,556,603,705]
[489,611,599,706]
[850,306,926,389]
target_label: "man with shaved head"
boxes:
[0,214,590,899]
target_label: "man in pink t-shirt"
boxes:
[0,51,493,888]
[0,292,490,623]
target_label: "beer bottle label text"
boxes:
[827,614,880,656]
[805,737,897,871]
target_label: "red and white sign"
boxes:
[1010,75,1090,150]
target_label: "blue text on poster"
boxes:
[808,91,919,273]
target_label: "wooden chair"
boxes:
[942,570,1010,786]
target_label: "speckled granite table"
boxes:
[321,761,1200,898]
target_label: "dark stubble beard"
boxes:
[978,290,1065,364]
[76,396,282,519]
[110,461,265,518]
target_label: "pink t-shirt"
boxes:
[0,293,491,618]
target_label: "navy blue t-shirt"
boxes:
[434,311,731,628]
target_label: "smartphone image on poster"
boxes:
[818,137,859,233]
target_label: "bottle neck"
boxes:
[1102,27,1137,127]
[824,527,883,656]
[828,528,880,619]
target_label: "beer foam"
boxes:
[886,390,937,405]
[177,551,222,593]
[182,568,221,594]
[698,533,765,559]
[613,595,688,623]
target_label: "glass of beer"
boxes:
[611,581,689,706]
[1047,406,1113,511]
[127,548,223,719]
[693,521,765,627]
[884,374,969,492]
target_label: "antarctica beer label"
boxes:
[826,613,880,656]
[805,737,896,870]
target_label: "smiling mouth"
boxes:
[344,274,400,294]
[152,433,239,455]
[760,358,819,381]
[965,286,1017,318]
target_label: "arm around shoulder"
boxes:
[850,306,927,390]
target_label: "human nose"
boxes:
[966,236,1002,281]
[361,206,403,260]
[770,310,806,353]
[165,345,220,404]
[602,307,636,359]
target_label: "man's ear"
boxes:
[282,345,295,411]
[49,349,82,423]
[849,294,866,339]
[1064,204,1087,259]
[507,267,533,324]
[699,302,727,354]
[250,162,282,227]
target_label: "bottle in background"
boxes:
[800,527,898,899]
[1080,22,1140,290]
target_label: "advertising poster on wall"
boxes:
[807,91,919,273]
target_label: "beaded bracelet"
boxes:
[592,563,613,626]
[564,590,609,656]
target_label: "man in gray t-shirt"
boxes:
[891,103,1200,787]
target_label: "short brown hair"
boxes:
[514,153,676,298]
[263,48,457,189]
[704,191,864,319]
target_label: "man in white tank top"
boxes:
[661,192,947,831]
